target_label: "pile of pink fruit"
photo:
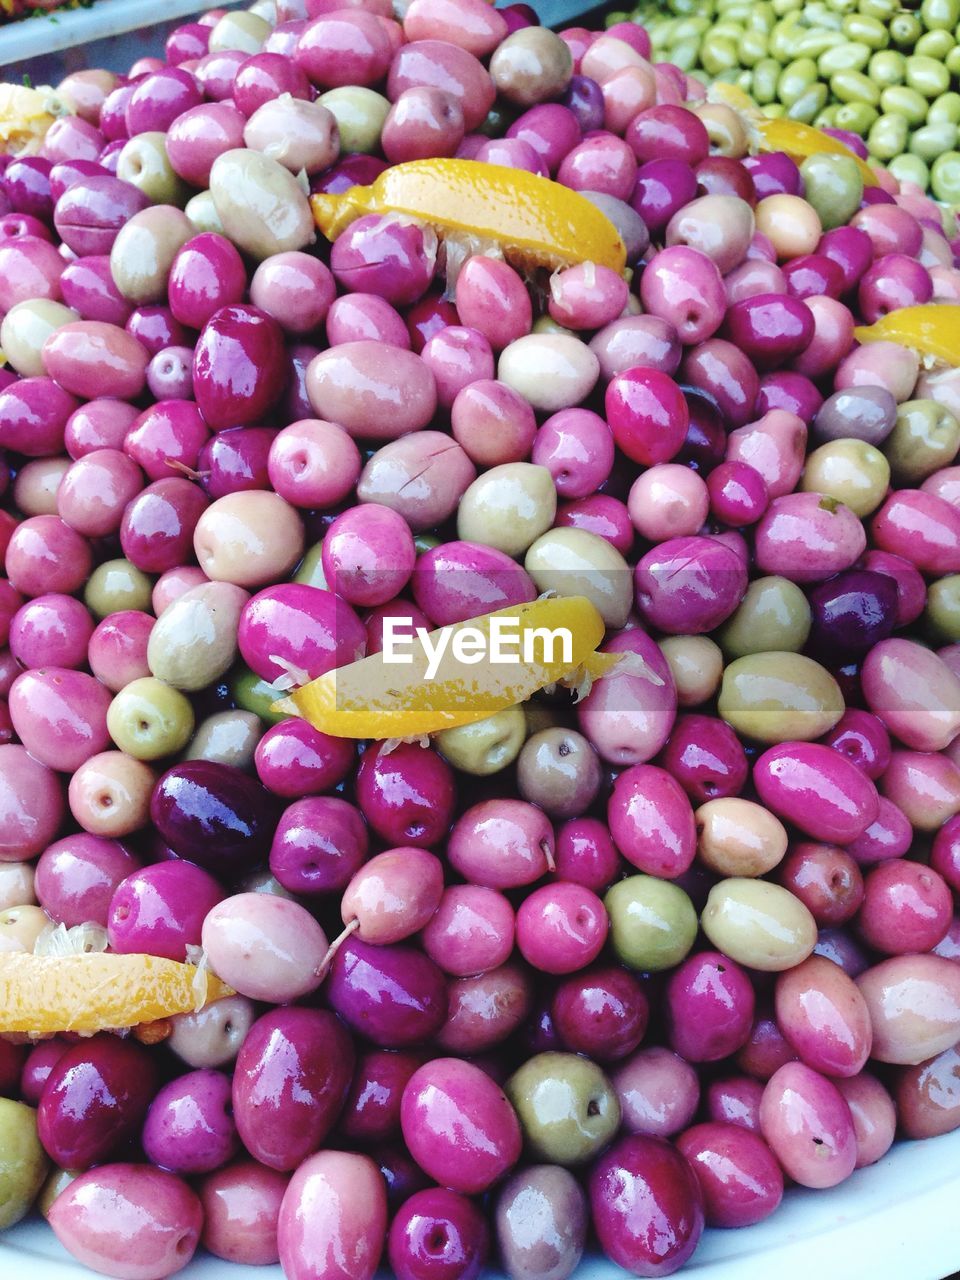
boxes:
[1,0,960,1277]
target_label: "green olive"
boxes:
[929,91,960,125]
[879,85,930,126]
[829,70,880,107]
[414,533,442,555]
[84,558,153,618]
[717,576,812,657]
[605,875,698,972]
[752,57,782,103]
[931,151,960,203]
[802,438,891,516]
[701,33,740,74]
[889,153,932,190]
[458,463,557,557]
[947,46,960,78]
[185,709,262,768]
[795,30,845,59]
[0,1099,47,1229]
[814,105,841,129]
[868,112,910,160]
[762,103,787,119]
[911,122,960,163]
[922,0,960,30]
[525,528,632,629]
[834,102,878,135]
[818,41,870,76]
[107,676,195,761]
[915,29,955,60]
[229,666,288,726]
[738,29,769,64]
[701,879,817,971]
[925,575,960,642]
[868,50,906,89]
[208,9,270,53]
[885,399,960,482]
[841,12,890,48]
[117,132,189,206]
[184,190,224,235]
[435,705,526,776]
[799,153,863,229]
[506,1053,620,1165]
[777,58,819,107]
[718,651,844,743]
[890,12,922,46]
[293,542,327,588]
[787,83,829,123]
[859,0,897,18]
[659,634,723,707]
[147,582,246,691]
[906,54,951,100]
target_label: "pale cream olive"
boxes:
[184,191,224,234]
[658,635,723,706]
[693,101,749,156]
[457,463,557,558]
[926,574,960,642]
[696,797,789,877]
[318,88,391,154]
[0,862,36,911]
[185,710,262,768]
[109,205,193,305]
[167,994,255,1069]
[499,335,600,412]
[209,149,314,261]
[243,98,340,176]
[435,705,526,776]
[14,458,71,517]
[2,300,78,378]
[107,676,195,761]
[0,1099,48,1229]
[147,582,248,692]
[0,905,50,953]
[718,651,844,743]
[496,1166,586,1280]
[717,576,812,657]
[84,559,154,618]
[701,878,817,971]
[802,437,891,516]
[193,491,305,587]
[117,132,190,206]
[884,399,960,482]
[208,9,271,53]
[490,28,574,106]
[506,1052,620,1164]
[525,527,632,628]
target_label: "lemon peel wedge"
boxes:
[751,117,879,188]
[310,158,627,275]
[273,595,622,739]
[0,952,235,1035]
[854,304,960,369]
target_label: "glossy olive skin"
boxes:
[150,761,280,874]
[496,1165,587,1280]
[506,1052,620,1166]
[326,938,448,1048]
[38,1036,157,1170]
[232,1007,355,1172]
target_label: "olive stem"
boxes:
[317,917,360,981]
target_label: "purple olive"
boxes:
[193,304,287,431]
[150,760,280,874]
[326,937,448,1048]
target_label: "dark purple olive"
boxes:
[326,938,448,1048]
[631,160,697,237]
[338,1049,424,1144]
[388,1188,489,1280]
[193,304,287,431]
[552,966,649,1062]
[659,714,749,803]
[150,760,280,873]
[378,1145,432,1210]
[674,390,725,474]
[808,569,899,656]
[722,293,814,369]
[755,370,823,422]
[53,175,149,257]
[199,426,276,498]
[38,1035,157,1169]
[232,1007,355,1171]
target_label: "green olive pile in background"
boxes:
[610,0,960,202]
